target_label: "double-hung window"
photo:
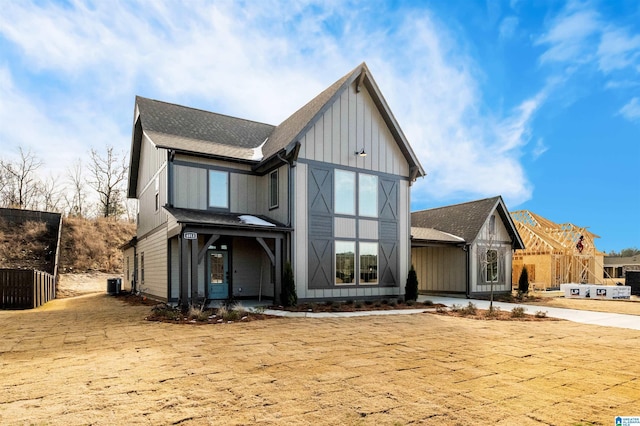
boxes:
[208,170,229,209]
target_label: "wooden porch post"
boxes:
[191,239,198,304]
[179,235,189,310]
[275,238,282,304]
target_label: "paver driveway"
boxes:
[1,293,639,425]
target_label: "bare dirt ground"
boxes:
[56,272,121,298]
[1,290,639,425]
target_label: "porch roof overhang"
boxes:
[165,207,292,238]
[410,226,466,248]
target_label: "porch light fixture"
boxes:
[354,148,367,157]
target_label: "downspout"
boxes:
[465,244,471,298]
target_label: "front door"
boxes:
[208,251,229,299]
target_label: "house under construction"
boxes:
[510,210,604,290]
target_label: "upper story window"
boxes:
[335,170,378,217]
[208,170,229,209]
[489,215,496,235]
[269,170,278,209]
[335,170,355,215]
[359,173,378,217]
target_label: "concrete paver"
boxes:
[1,293,639,425]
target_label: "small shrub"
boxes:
[511,306,527,318]
[345,299,354,305]
[188,305,209,322]
[485,306,501,318]
[389,299,397,307]
[405,265,419,301]
[381,299,389,305]
[325,300,335,307]
[374,301,382,308]
[423,300,434,306]
[450,303,462,312]
[364,300,373,306]
[406,300,415,306]
[535,310,547,318]
[461,302,477,316]
[280,261,297,307]
[354,301,363,309]
[435,305,448,313]
[152,305,179,321]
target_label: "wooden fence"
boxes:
[0,269,56,309]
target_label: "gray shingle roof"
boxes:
[136,96,274,155]
[411,196,524,249]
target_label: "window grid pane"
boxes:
[335,241,355,284]
[209,170,228,208]
[335,170,355,215]
[359,242,378,284]
[359,174,378,217]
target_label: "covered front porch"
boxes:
[165,207,290,308]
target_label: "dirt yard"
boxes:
[1,291,639,425]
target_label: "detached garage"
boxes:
[411,196,525,297]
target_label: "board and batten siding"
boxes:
[297,84,408,176]
[469,212,514,294]
[137,133,167,196]
[412,246,466,293]
[137,166,168,236]
[171,160,288,222]
[137,228,168,300]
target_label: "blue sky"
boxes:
[0,0,638,252]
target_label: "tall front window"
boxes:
[359,242,378,284]
[269,170,278,209]
[335,170,355,215]
[486,249,498,282]
[209,170,228,208]
[359,174,378,217]
[335,241,355,284]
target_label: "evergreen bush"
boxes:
[280,261,297,307]
[405,265,419,301]
[518,266,530,295]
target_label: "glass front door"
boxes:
[208,251,229,299]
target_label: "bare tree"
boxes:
[64,158,88,217]
[36,173,64,212]
[0,147,43,209]
[88,146,128,218]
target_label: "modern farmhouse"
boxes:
[124,63,425,306]
[411,196,525,297]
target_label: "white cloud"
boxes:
[0,0,539,209]
[536,2,600,65]
[619,97,640,122]
[532,138,548,159]
[499,16,519,40]
[597,27,640,73]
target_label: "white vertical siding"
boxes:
[294,163,308,299]
[298,84,409,176]
[137,227,168,300]
[399,180,409,293]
